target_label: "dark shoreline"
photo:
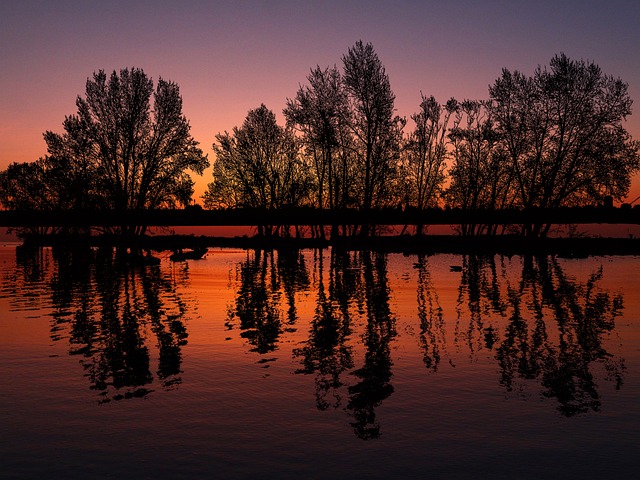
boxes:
[2,206,640,228]
[15,233,640,256]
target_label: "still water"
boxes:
[1,245,639,479]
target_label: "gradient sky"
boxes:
[2,0,640,202]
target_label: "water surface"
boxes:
[1,246,639,478]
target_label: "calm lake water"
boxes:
[1,245,639,479]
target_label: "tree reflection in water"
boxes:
[346,251,396,439]
[12,247,190,403]
[455,255,508,355]
[414,254,446,371]
[226,249,310,353]
[512,256,624,416]
[227,249,626,438]
[5,247,628,436]
[293,250,354,411]
[458,255,626,416]
[293,250,396,439]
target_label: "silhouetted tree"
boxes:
[1,156,100,237]
[489,54,640,236]
[445,100,514,235]
[1,69,208,236]
[284,66,358,238]
[205,105,313,235]
[400,95,456,234]
[0,160,55,211]
[342,41,404,225]
[43,68,209,234]
[0,160,57,236]
[42,109,99,210]
[403,96,456,210]
[284,66,352,211]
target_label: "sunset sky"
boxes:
[2,0,640,203]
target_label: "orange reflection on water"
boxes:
[2,245,639,423]
[2,245,640,478]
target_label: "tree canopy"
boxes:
[342,41,405,212]
[204,104,312,211]
[1,68,208,234]
[489,54,639,210]
[486,54,640,235]
[2,50,639,239]
[284,65,351,210]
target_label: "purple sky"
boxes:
[2,0,640,201]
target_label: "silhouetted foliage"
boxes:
[205,105,312,212]
[205,105,313,239]
[0,160,58,236]
[342,41,405,216]
[285,66,353,211]
[1,68,208,235]
[209,41,405,238]
[3,52,639,243]
[399,96,457,235]
[0,160,54,211]
[402,96,456,211]
[8,246,190,402]
[207,50,639,239]
[446,100,515,235]
[489,54,640,236]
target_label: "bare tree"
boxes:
[489,54,640,236]
[43,68,208,234]
[342,41,405,219]
[401,95,457,234]
[445,100,514,235]
[205,105,313,234]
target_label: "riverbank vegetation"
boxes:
[1,42,639,240]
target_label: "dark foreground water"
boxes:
[1,245,639,479]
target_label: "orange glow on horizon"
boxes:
[2,2,640,206]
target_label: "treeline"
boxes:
[0,69,209,236]
[1,41,639,237]
[205,42,640,237]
